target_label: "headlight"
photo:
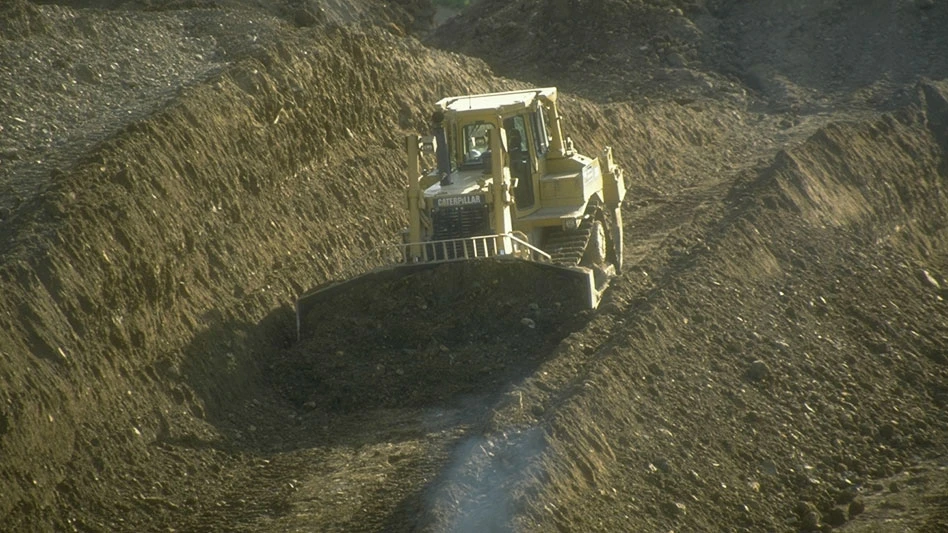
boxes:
[420,136,437,154]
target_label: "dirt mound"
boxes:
[0,0,265,212]
[287,260,592,410]
[431,0,729,102]
[722,0,948,111]
[431,0,948,109]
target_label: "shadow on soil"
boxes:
[174,259,592,452]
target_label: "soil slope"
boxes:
[1,0,947,532]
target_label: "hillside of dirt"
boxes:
[1,0,947,532]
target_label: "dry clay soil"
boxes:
[2,0,948,531]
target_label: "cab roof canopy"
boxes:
[436,87,557,115]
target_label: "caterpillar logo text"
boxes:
[435,195,484,208]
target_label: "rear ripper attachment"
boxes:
[296,88,625,339]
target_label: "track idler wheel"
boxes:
[582,220,608,268]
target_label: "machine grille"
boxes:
[432,204,490,240]
[429,204,492,260]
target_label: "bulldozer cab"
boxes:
[406,87,624,267]
[434,89,558,217]
[447,117,535,210]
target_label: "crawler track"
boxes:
[543,223,594,267]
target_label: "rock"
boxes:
[797,501,821,529]
[835,488,857,505]
[866,337,890,354]
[74,64,100,84]
[848,498,865,518]
[919,269,941,289]
[647,362,665,377]
[877,422,897,441]
[825,507,847,527]
[744,359,770,381]
[801,509,820,529]
[661,501,686,517]
[520,317,536,328]
[666,52,686,68]
[653,457,672,473]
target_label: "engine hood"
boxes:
[423,169,488,200]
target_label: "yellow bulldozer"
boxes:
[296,87,625,337]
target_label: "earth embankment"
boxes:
[0,14,506,528]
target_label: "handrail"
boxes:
[403,233,551,263]
[505,232,552,261]
[328,233,551,282]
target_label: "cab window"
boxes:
[504,116,528,153]
[461,122,494,167]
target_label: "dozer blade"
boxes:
[295,257,604,341]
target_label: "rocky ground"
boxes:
[1,0,947,531]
